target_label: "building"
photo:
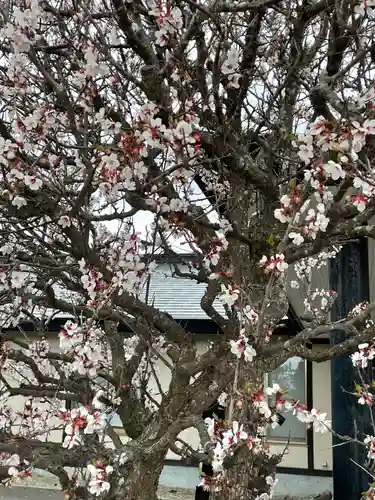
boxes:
[145,255,333,475]
[4,253,336,478]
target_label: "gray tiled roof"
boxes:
[144,263,226,320]
[24,259,328,324]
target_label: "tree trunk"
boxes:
[206,363,283,499]
[211,446,281,500]
[118,450,167,500]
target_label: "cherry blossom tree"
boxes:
[1,0,375,499]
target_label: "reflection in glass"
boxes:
[267,357,307,442]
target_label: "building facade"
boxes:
[5,256,334,477]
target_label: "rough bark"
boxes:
[120,451,167,500]
[211,447,281,500]
[210,364,283,500]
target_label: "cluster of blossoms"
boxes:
[59,320,85,351]
[204,235,230,267]
[348,301,370,319]
[106,232,153,296]
[96,99,201,206]
[2,453,32,484]
[201,383,330,495]
[274,115,375,250]
[139,101,198,153]
[230,333,257,363]
[290,202,330,246]
[1,1,41,55]
[1,57,204,228]
[0,137,22,166]
[350,191,371,213]
[290,405,331,433]
[356,385,373,406]
[274,185,302,223]
[304,160,346,186]
[221,46,241,88]
[0,263,32,293]
[351,343,375,369]
[303,289,336,315]
[254,384,331,434]
[16,397,46,436]
[365,436,375,460]
[252,388,279,423]
[0,357,59,439]
[276,191,332,247]
[59,406,107,449]
[240,305,260,326]
[97,132,146,196]
[14,107,58,142]
[78,258,109,303]
[259,254,288,275]
[87,462,113,496]
[201,417,263,490]
[144,100,200,152]
[218,283,240,307]
[0,37,73,210]
[59,321,108,378]
[3,1,375,498]
[293,247,341,284]
[70,233,153,311]
[301,117,375,162]
[145,195,190,215]
[148,2,183,47]
[59,319,143,379]
[3,146,43,210]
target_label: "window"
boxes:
[108,412,122,427]
[267,357,307,442]
[94,377,123,427]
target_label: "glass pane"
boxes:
[267,357,307,441]
[108,412,122,427]
[94,377,122,428]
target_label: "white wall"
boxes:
[5,338,63,444]
[270,442,308,468]
[312,345,332,471]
